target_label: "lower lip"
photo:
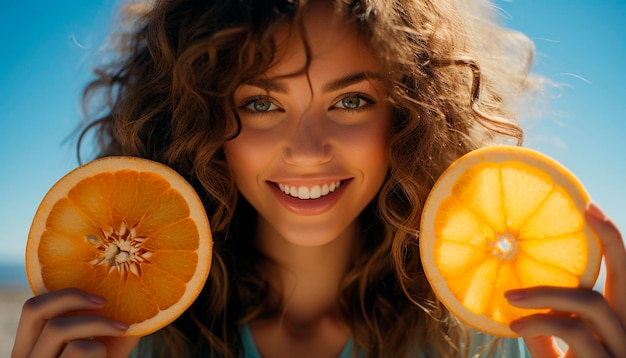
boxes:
[269,180,351,216]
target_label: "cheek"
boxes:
[340,119,391,171]
[362,117,393,185]
[223,136,263,184]
[349,137,387,166]
[363,134,390,182]
[224,129,275,164]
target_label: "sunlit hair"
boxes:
[79,0,539,356]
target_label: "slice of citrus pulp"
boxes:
[419,145,602,337]
[26,156,213,336]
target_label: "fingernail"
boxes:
[86,294,106,305]
[504,289,526,301]
[112,320,129,331]
[586,202,607,221]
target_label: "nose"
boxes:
[282,112,333,166]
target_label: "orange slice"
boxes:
[419,145,602,337]
[26,156,212,336]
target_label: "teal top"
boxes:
[134,324,530,357]
[240,324,365,358]
[239,323,530,358]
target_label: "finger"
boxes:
[586,202,626,323]
[510,314,610,358]
[506,286,626,357]
[12,288,107,358]
[29,315,128,358]
[59,339,107,358]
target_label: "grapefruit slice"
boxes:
[26,156,212,336]
[419,145,602,337]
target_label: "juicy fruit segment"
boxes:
[26,157,212,336]
[420,146,602,337]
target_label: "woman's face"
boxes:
[223,1,392,247]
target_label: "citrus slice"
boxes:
[26,156,212,336]
[419,145,602,337]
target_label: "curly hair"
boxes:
[78,0,539,356]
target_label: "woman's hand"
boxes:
[505,202,626,357]
[11,288,140,358]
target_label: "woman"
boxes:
[12,0,626,357]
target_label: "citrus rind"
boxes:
[26,156,213,336]
[419,145,602,337]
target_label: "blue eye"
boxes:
[242,97,279,112]
[333,94,374,110]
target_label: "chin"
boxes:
[272,219,358,248]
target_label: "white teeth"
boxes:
[310,186,321,199]
[298,186,310,199]
[278,181,341,200]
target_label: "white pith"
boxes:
[86,221,151,276]
[277,181,341,199]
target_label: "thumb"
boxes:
[523,336,563,358]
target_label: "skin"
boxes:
[507,202,626,358]
[11,288,138,358]
[11,2,626,357]
[223,2,392,356]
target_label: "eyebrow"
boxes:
[245,78,288,94]
[322,72,385,92]
[243,71,385,94]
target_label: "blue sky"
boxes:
[1,0,625,282]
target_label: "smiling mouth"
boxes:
[276,181,343,200]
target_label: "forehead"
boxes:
[265,1,382,79]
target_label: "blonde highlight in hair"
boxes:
[79,0,539,356]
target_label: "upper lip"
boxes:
[268,178,351,186]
